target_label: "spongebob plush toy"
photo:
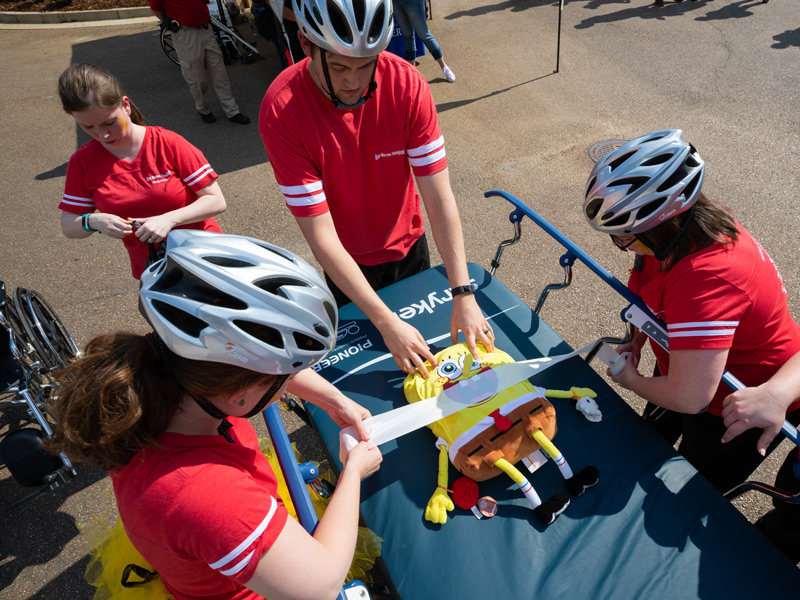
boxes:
[404,342,599,526]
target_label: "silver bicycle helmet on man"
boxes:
[582,129,705,236]
[293,0,393,107]
[293,0,394,58]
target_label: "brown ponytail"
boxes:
[48,332,275,470]
[638,192,740,270]
[58,63,144,125]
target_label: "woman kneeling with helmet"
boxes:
[49,230,381,600]
[582,129,800,495]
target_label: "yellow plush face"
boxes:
[404,342,516,406]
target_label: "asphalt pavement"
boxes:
[0,1,798,597]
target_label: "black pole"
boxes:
[556,0,564,73]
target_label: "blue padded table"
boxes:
[305,263,800,599]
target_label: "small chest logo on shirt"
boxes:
[374,150,405,161]
[145,170,172,184]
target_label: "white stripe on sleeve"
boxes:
[184,165,215,187]
[669,329,737,338]
[219,550,256,577]
[208,496,277,572]
[61,194,95,208]
[668,321,739,330]
[409,147,446,168]
[279,181,326,207]
[407,136,444,158]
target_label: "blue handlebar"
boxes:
[485,189,799,447]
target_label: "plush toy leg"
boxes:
[494,457,570,525]
[531,429,574,479]
[425,443,455,524]
[530,429,599,497]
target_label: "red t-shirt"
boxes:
[60,126,221,279]
[148,0,210,27]
[259,51,447,266]
[111,418,288,600]
[628,225,800,416]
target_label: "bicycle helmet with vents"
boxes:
[139,230,337,375]
[582,129,705,236]
[292,0,393,58]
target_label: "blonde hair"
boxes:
[58,63,144,125]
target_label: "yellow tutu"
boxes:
[83,440,382,599]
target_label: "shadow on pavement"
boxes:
[773,27,800,49]
[0,464,106,597]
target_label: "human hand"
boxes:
[615,340,643,365]
[450,294,494,358]
[379,315,437,378]
[424,487,454,524]
[131,215,176,244]
[341,441,382,481]
[721,385,787,456]
[327,397,372,442]
[608,352,641,390]
[90,213,134,239]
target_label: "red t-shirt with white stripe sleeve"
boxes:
[628,225,800,416]
[259,52,446,266]
[111,417,288,600]
[60,126,222,279]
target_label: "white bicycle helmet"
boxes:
[582,129,705,235]
[292,0,393,57]
[140,230,337,375]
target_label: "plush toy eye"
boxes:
[468,354,482,371]
[437,357,463,380]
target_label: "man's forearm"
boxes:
[417,168,471,288]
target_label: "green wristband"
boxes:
[81,213,99,233]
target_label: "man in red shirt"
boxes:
[259,0,493,377]
[150,0,249,124]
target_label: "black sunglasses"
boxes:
[610,235,638,251]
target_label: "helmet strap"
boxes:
[319,51,379,109]
[189,393,236,443]
[185,373,289,441]
[244,374,290,418]
[644,204,697,262]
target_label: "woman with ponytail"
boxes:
[50,231,382,600]
[57,63,226,280]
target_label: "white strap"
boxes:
[341,341,621,452]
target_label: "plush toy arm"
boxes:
[543,387,597,399]
[425,443,454,524]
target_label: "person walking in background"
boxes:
[57,63,227,280]
[149,0,250,124]
[393,0,455,82]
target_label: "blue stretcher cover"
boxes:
[305,263,800,599]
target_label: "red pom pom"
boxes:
[452,476,479,510]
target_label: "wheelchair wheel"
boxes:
[160,27,181,66]
[13,288,80,372]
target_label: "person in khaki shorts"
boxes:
[150,0,250,125]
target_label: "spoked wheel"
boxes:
[160,26,181,66]
[13,288,81,372]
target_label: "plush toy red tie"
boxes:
[489,409,512,431]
